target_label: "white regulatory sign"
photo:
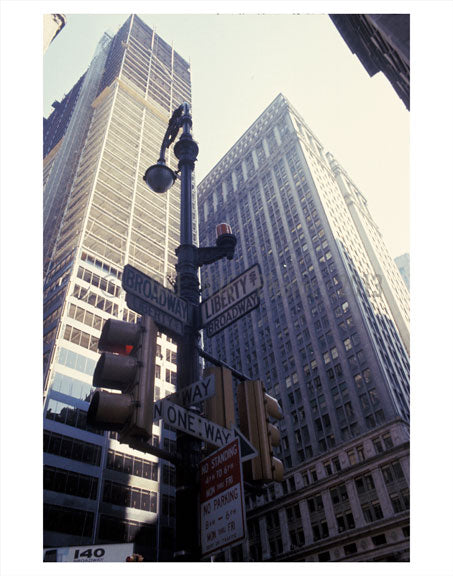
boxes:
[200,263,262,327]
[155,374,215,411]
[153,400,235,448]
[200,439,245,556]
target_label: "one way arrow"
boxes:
[232,426,257,462]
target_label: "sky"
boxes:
[43,12,410,258]
[2,2,453,576]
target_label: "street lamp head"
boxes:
[143,161,177,194]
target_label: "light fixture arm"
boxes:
[158,103,185,163]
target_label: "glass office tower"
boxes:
[43,15,194,559]
[197,93,410,561]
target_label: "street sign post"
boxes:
[200,263,262,329]
[200,439,245,557]
[122,264,189,337]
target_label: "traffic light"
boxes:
[237,380,284,482]
[204,366,235,429]
[87,316,157,441]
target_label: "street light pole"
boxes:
[143,102,236,561]
[172,104,201,561]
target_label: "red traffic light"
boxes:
[98,319,141,354]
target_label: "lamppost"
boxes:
[143,103,236,561]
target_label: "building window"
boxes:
[44,431,102,466]
[362,501,383,523]
[107,449,158,481]
[373,437,384,454]
[98,514,145,544]
[44,503,94,538]
[357,445,365,462]
[308,495,324,513]
[336,512,355,532]
[347,449,357,466]
[44,465,98,500]
[312,521,329,541]
[382,460,405,485]
[371,534,387,547]
[331,456,340,472]
[330,483,349,505]
[344,542,357,556]
[382,433,394,450]
[355,474,375,494]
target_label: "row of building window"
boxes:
[80,251,122,280]
[103,480,157,512]
[51,371,93,402]
[77,266,120,297]
[45,398,102,435]
[44,465,98,500]
[63,324,99,352]
[44,503,93,538]
[44,430,102,466]
[106,449,158,481]
[72,284,119,317]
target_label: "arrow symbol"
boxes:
[232,426,257,462]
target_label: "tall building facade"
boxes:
[43,14,66,53]
[329,14,410,110]
[395,253,410,291]
[43,15,193,559]
[197,94,410,561]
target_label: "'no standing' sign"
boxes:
[200,439,245,557]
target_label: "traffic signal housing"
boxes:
[238,380,284,483]
[87,316,157,441]
[204,366,235,429]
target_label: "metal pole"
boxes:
[144,101,236,561]
[173,103,201,561]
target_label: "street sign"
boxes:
[200,263,262,327]
[154,374,215,415]
[153,400,235,448]
[122,264,189,324]
[125,293,185,337]
[204,292,260,337]
[200,439,245,557]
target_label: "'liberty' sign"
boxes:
[200,264,262,336]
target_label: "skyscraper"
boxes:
[395,253,410,290]
[329,15,410,110]
[197,93,410,561]
[43,15,193,558]
[43,14,66,53]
